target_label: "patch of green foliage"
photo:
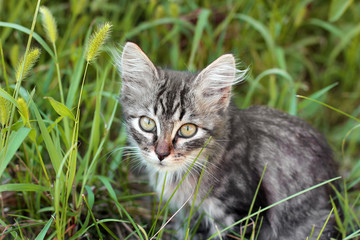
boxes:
[0,0,359,239]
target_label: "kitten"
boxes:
[116,42,339,239]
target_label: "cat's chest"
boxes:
[149,172,202,208]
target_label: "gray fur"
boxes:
[116,42,339,239]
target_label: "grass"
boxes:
[0,0,359,239]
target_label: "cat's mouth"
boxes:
[147,158,182,172]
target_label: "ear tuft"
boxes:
[119,42,159,81]
[113,42,159,102]
[193,54,247,110]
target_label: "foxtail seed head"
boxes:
[15,48,41,82]
[0,95,11,126]
[17,98,30,126]
[86,22,112,62]
[40,6,58,44]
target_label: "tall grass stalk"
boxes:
[1,0,41,185]
[241,164,267,239]
[184,158,209,239]
[0,41,10,92]
[40,5,71,147]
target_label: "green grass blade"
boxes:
[44,97,76,121]
[0,21,54,58]
[186,158,209,238]
[82,194,103,240]
[343,229,360,240]
[316,208,334,240]
[208,176,342,239]
[69,219,130,240]
[235,14,276,61]
[123,18,194,42]
[298,82,338,111]
[0,87,20,109]
[241,164,267,239]
[0,183,50,192]
[188,9,210,70]
[242,68,296,114]
[0,127,31,177]
[97,175,145,240]
[296,95,360,123]
[34,215,54,240]
[31,101,63,174]
[98,221,121,240]
[309,19,343,37]
[328,0,353,22]
[328,23,360,64]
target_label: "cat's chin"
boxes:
[152,163,179,173]
[145,160,182,173]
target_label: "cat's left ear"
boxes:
[193,54,244,111]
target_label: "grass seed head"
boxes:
[15,48,41,82]
[86,22,112,63]
[40,6,58,44]
[17,98,30,126]
[0,95,11,126]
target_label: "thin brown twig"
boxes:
[121,222,141,240]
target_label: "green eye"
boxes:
[139,116,156,132]
[178,124,197,138]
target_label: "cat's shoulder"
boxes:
[232,105,295,121]
[231,104,316,133]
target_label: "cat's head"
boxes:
[116,42,246,175]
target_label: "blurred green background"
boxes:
[0,0,359,239]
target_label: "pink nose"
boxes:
[155,141,171,161]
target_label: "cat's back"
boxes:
[228,104,336,181]
[234,105,329,147]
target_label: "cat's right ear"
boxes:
[116,42,158,96]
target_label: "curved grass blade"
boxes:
[243,68,296,115]
[309,19,343,37]
[123,18,194,42]
[298,82,338,111]
[296,95,360,123]
[0,87,20,110]
[328,0,353,22]
[0,21,54,58]
[235,14,276,61]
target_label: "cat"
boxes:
[115,42,339,240]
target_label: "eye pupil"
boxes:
[178,124,197,138]
[139,116,156,132]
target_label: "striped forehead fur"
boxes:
[114,42,249,118]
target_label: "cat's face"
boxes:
[116,42,244,174]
